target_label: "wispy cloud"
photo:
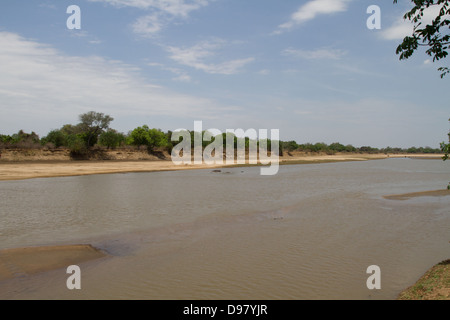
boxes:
[0,31,230,134]
[89,0,209,15]
[257,69,270,75]
[132,14,165,36]
[283,48,346,60]
[381,4,447,40]
[38,2,57,10]
[166,39,254,75]
[147,62,192,82]
[67,29,103,45]
[273,0,352,35]
[89,0,211,37]
[380,18,413,41]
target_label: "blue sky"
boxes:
[0,0,448,148]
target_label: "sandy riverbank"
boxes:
[0,153,443,181]
[0,160,223,181]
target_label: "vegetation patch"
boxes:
[397,260,450,300]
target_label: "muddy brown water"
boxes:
[0,158,449,299]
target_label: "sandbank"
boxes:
[0,244,107,281]
[0,160,224,181]
[384,189,450,200]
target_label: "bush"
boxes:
[66,134,87,157]
[41,130,67,148]
[99,130,125,149]
[129,125,169,152]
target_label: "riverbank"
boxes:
[397,260,450,300]
[388,189,449,300]
[0,151,444,181]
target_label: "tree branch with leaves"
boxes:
[394,0,450,78]
[395,1,450,189]
[441,118,450,160]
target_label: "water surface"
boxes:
[0,158,449,299]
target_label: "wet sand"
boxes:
[0,245,108,281]
[384,189,450,200]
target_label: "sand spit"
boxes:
[384,189,450,200]
[0,244,107,281]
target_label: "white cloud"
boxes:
[283,48,346,60]
[39,3,57,10]
[381,18,413,40]
[166,39,254,75]
[172,74,192,82]
[89,0,209,15]
[381,4,447,40]
[147,62,192,82]
[0,32,230,135]
[274,0,352,34]
[132,14,165,36]
[89,0,211,36]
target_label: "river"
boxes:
[0,158,449,299]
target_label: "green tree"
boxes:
[359,146,380,154]
[99,129,125,149]
[282,140,299,152]
[66,134,86,155]
[312,142,328,153]
[394,0,450,78]
[129,125,168,152]
[407,146,419,154]
[78,111,114,147]
[345,144,357,153]
[329,142,346,153]
[42,129,67,148]
[6,130,41,148]
[60,124,81,136]
[0,134,13,145]
[442,118,450,160]
[443,119,450,189]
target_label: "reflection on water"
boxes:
[0,158,449,299]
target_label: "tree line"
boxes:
[280,141,442,155]
[0,111,445,157]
